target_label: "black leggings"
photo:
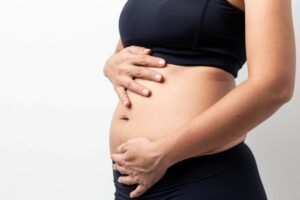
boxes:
[112,140,268,200]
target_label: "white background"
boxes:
[0,0,299,199]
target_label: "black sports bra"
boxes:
[118,0,246,78]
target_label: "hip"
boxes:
[112,141,268,200]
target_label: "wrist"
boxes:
[154,135,178,169]
[103,60,114,83]
[104,52,116,78]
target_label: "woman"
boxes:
[104,0,296,199]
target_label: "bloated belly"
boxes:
[108,64,246,155]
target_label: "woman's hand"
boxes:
[111,137,170,198]
[103,45,167,108]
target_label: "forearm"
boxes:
[158,79,291,167]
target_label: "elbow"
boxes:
[273,75,295,103]
[249,76,295,104]
[277,86,294,103]
[266,82,294,104]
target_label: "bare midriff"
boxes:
[109,63,247,156]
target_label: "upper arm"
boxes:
[114,38,124,53]
[244,0,296,96]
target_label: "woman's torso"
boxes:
[109,0,246,155]
[109,64,247,155]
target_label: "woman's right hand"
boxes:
[103,45,167,108]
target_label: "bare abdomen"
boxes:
[108,64,246,155]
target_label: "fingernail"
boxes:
[118,177,122,183]
[155,74,162,81]
[142,89,149,96]
[143,48,150,52]
[158,59,165,65]
[123,101,128,106]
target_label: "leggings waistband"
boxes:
[112,140,267,199]
[162,140,251,177]
[112,140,254,184]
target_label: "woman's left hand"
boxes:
[111,137,170,198]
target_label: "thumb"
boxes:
[111,153,126,165]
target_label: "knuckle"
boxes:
[134,176,140,183]
[119,52,129,61]
[118,165,124,170]
[117,64,127,75]
[121,47,130,55]
[139,56,147,66]
[135,67,143,77]
[124,56,135,65]
[127,170,132,176]
[131,171,137,177]
[120,51,134,62]
[116,166,122,172]
[147,70,157,78]
[126,79,134,89]
[123,157,131,166]
[128,45,137,52]
[122,152,128,160]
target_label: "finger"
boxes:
[130,184,148,198]
[120,77,151,97]
[129,54,166,68]
[118,175,137,185]
[114,163,132,175]
[113,85,131,107]
[128,66,164,82]
[126,45,151,55]
[117,142,128,153]
[111,153,127,165]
